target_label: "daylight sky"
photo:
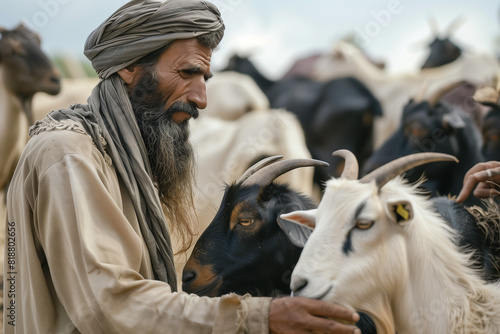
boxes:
[2,0,499,78]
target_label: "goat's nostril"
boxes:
[50,76,60,84]
[182,269,197,284]
[291,278,308,294]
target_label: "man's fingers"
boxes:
[303,315,361,334]
[298,297,359,323]
[474,187,500,199]
[457,167,500,202]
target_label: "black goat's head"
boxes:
[182,156,326,297]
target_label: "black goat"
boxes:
[182,156,377,333]
[362,83,485,207]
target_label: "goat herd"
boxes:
[2,18,500,333]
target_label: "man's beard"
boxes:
[130,69,197,253]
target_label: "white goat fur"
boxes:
[287,176,500,334]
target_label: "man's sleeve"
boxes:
[36,152,271,333]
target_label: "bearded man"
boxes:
[4,0,361,333]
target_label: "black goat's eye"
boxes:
[239,219,254,227]
[356,220,374,230]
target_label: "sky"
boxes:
[1,0,499,79]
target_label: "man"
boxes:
[4,0,361,333]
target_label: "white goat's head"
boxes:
[282,150,458,331]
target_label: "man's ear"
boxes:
[117,65,141,85]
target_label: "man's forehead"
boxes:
[164,38,212,66]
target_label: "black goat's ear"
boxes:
[278,209,316,248]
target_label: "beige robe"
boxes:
[4,124,271,334]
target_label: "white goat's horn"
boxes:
[236,155,283,184]
[360,152,458,189]
[332,149,358,180]
[241,158,329,188]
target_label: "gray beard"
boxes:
[130,70,196,204]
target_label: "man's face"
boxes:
[126,37,213,205]
[153,38,213,123]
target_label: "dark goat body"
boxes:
[222,55,382,185]
[431,196,500,282]
[362,99,484,206]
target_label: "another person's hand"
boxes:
[269,296,361,334]
[456,161,500,203]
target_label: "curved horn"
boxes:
[241,158,329,188]
[236,155,283,184]
[360,152,458,189]
[332,149,359,180]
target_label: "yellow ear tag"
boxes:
[396,204,409,221]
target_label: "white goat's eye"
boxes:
[239,219,255,227]
[356,220,374,230]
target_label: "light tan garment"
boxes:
[4,121,270,333]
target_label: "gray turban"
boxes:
[84,0,224,79]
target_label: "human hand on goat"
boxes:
[457,161,500,203]
[269,296,361,334]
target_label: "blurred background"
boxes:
[2,0,499,79]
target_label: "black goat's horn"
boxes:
[241,158,329,188]
[236,155,283,184]
[332,149,358,180]
[360,152,458,189]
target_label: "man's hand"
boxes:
[269,296,361,334]
[456,161,500,203]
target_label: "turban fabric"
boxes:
[84,0,224,79]
[46,0,224,290]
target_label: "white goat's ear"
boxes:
[386,200,413,226]
[277,210,315,248]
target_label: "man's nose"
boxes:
[188,78,207,109]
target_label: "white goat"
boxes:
[283,150,500,334]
